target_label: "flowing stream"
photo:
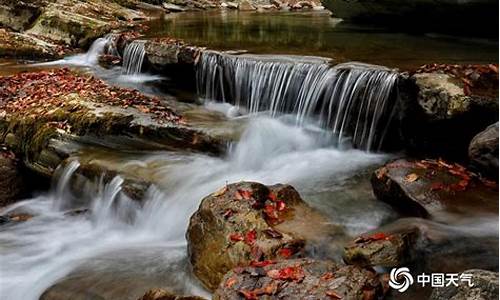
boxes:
[0,29,497,300]
[197,52,399,150]
[0,116,391,299]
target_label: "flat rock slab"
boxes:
[213,258,384,300]
[371,159,498,220]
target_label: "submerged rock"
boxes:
[469,122,499,179]
[186,181,342,291]
[430,269,499,300]
[371,159,498,219]
[0,149,26,206]
[213,258,384,300]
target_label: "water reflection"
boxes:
[146,10,498,68]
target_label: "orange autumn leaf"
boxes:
[245,230,257,246]
[229,233,244,242]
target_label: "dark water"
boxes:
[146,10,499,69]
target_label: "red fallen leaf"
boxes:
[222,209,234,219]
[276,200,286,211]
[326,290,342,299]
[366,232,389,241]
[268,192,277,202]
[229,233,244,242]
[238,189,253,200]
[245,230,257,246]
[225,277,238,288]
[267,266,305,282]
[321,272,334,281]
[264,204,279,220]
[263,228,283,239]
[239,290,258,300]
[250,260,276,267]
[234,190,243,200]
[279,247,293,258]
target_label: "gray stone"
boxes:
[469,122,499,178]
[430,269,498,300]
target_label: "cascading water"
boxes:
[196,51,399,151]
[0,116,393,300]
[122,40,146,75]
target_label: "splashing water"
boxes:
[122,40,146,75]
[0,117,391,299]
[33,34,117,67]
[196,52,399,151]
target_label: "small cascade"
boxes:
[122,40,146,75]
[53,160,80,210]
[196,52,399,151]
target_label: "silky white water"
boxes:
[197,52,399,151]
[0,116,391,299]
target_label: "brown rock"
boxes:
[186,181,341,291]
[469,122,499,179]
[371,158,498,220]
[137,288,206,300]
[0,149,26,207]
[238,0,256,10]
[344,229,418,268]
[213,258,384,300]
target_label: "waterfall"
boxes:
[196,52,399,151]
[122,40,146,75]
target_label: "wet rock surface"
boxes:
[0,69,223,178]
[186,181,342,291]
[429,269,499,300]
[0,149,27,206]
[469,122,499,179]
[371,158,498,219]
[138,288,206,300]
[213,258,384,300]
[397,65,499,160]
[343,229,418,268]
[344,218,499,274]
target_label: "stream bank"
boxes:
[0,3,498,300]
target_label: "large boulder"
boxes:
[343,218,499,274]
[186,181,342,291]
[0,149,26,206]
[469,122,499,179]
[371,159,498,219]
[213,258,384,300]
[397,67,499,160]
[430,269,499,300]
[321,0,498,36]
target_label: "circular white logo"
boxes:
[389,267,414,293]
